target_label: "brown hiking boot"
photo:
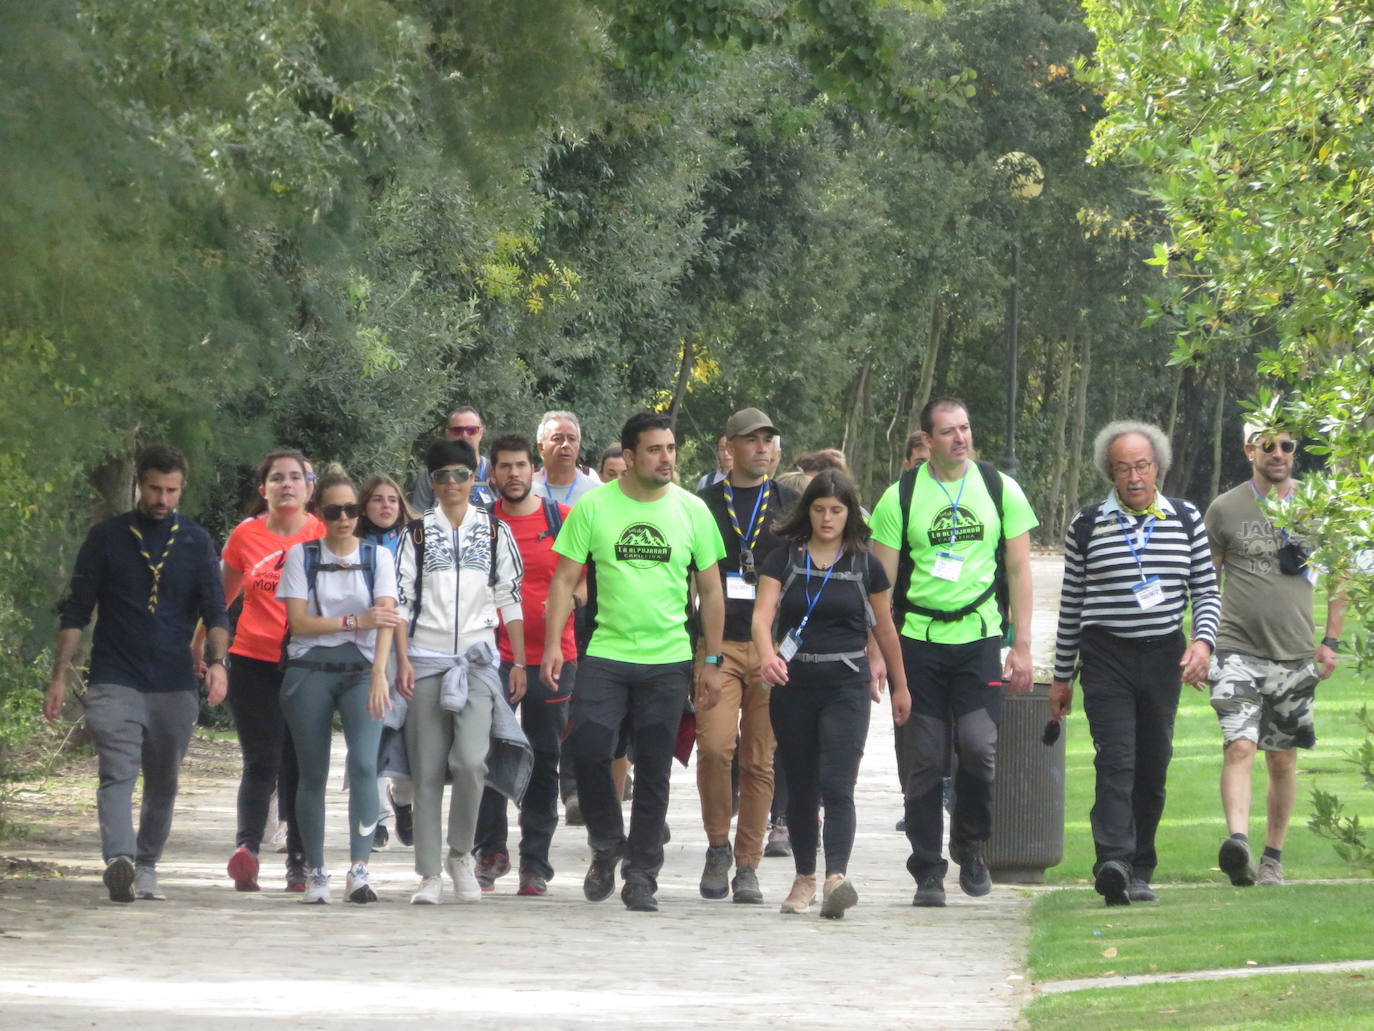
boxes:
[779,873,816,914]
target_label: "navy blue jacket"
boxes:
[58,510,229,693]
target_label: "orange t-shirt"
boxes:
[222,513,325,662]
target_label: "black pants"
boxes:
[769,664,870,876]
[1079,626,1185,879]
[770,751,789,824]
[475,661,573,879]
[566,656,691,892]
[898,636,1003,879]
[226,654,301,859]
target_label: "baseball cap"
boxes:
[724,407,779,438]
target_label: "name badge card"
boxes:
[725,572,757,600]
[777,629,801,662]
[932,551,965,582]
[1132,576,1165,610]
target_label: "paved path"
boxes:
[0,554,1067,1031]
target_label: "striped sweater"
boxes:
[1054,492,1220,681]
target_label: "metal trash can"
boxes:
[987,681,1064,883]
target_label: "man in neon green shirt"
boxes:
[871,397,1037,907]
[542,411,727,912]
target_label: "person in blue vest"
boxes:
[411,406,494,511]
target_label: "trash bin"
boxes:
[987,681,1064,883]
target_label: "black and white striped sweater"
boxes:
[1053,492,1220,681]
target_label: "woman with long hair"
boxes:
[277,467,405,903]
[752,470,911,918]
[221,448,324,892]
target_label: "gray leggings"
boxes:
[280,644,383,869]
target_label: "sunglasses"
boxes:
[1255,439,1296,454]
[321,503,362,521]
[430,467,474,484]
[446,425,482,437]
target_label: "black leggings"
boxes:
[769,665,870,877]
[227,654,301,859]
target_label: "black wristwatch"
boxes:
[1320,636,1342,652]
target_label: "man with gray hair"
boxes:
[1050,420,1220,906]
[533,410,602,507]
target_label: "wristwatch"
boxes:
[205,656,226,668]
[1320,636,1342,652]
[703,654,725,666]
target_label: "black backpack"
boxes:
[892,459,1010,640]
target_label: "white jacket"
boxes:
[397,504,523,656]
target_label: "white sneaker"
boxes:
[133,865,165,901]
[346,862,377,904]
[301,868,331,904]
[410,875,443,905]
[446,852,482,903]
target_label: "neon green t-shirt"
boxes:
[553,481,726,663]
[870,463,1038,644]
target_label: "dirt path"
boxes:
[0,554,1067,1031]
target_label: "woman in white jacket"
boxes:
[396,438,526,904]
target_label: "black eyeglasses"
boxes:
[430,467,473,484]
[321,503,362,521]
[1257,440,1297,454]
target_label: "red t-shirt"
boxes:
[222,513,326,662]
[495,499,575,666]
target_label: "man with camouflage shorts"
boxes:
[1205,422,1345,886]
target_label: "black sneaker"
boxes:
[913,874,946,907]
[394,803,414,847]
[285,852,308,893]
[622,879,658,912]
[583,847,621,902]
[1218,838,1257,887]
[564,793,585,827]
[1095,859,1132,906]
[953,842,992,898]
[1128,878,1158,902]
[372,824,389,852]
[103,856,135,904]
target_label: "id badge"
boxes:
[1132,576,1165,610]
[725,572,757,601]
[777,629,801,662]
[931,551,965,582]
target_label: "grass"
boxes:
[1028,883,1374,982]
[1024,971,1374,1031]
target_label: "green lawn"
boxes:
[1024,971,1374,1031]
[1028,883,1374,982]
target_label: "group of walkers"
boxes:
[47,393,1344,915]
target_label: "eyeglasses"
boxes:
[446,424,482,437]
[1255,439,1297,455]
[1110,460,1155,478]
[430,467,473,484]
[321,503,362,521]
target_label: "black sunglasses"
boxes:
[1256,440,1297,454]
[430,467,473,484]
[321,503,362,521]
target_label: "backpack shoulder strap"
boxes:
[1073,501,1104,562]
[891,462,922,623]
[359,539,376,603]
[302,540,323,615]
[405,517,426,635]
[1165,496,1197,542]
[488,509,501,589]
[539,497,564,541]
[975,460,1010,639]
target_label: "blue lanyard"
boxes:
[933,468,969,550]
[799,547,842,634]
[1114,511,1156,580]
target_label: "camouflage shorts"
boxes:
[1208,650,1319,751]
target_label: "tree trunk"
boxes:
[842,355,871,482]
[908,296,945,438]
[1046,332,1074,538]
[1207,361,1227,504]
[90,453,136,521]
[1062,335,1092,541]
[1165,363,1184,438]
[666,335,694,432]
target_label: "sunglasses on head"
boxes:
[446,425,481,437]
[1256,439,1296,454]
[430,467,473,484]
[321,503,362,521]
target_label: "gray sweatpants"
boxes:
[403,670,496,877]
[83,683,199,867]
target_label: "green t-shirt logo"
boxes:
[614,523,673,567]
[926,505,986,547]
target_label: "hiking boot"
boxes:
[475,849,511,893]
[731,865,763,904]
[103,856,135,904]
[393,803,414,847]
[764,820,792,858]
[1219,838,1257,886]
[953,842,992,898]
[410,875,443,905]
[622,878,658,912]
[133,864,165,901]
[285,852,308,893]
[1257,856,1284,886]
[564,792,585,826]
[913,874,946,908]
[346,862,377,904]
[227,846,260,892]
[820,873,858,919]
[446,852,482,903]
[517,869,549,897]
[1128,878,1158,902]
[780,873,816,915]
[301,868,331,904]
[1095,859,1132,906]
[700,843,732,900]
[372,824,389,852]
[583,847,621,902]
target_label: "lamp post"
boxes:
[997,152,1044,475]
